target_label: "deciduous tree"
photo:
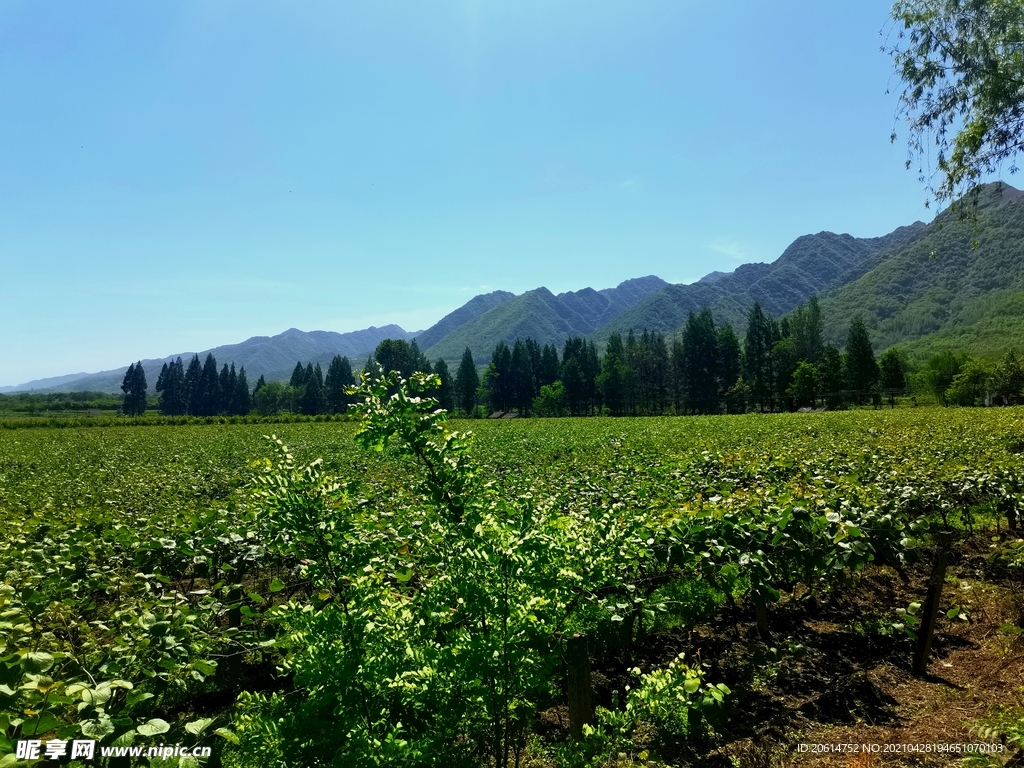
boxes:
[889,0,1024,204]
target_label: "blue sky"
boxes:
[0,1,967,385]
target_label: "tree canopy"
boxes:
[889,0,1024,204]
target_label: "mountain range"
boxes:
[6,182,1024,393]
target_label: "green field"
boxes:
[3,390,1024,767]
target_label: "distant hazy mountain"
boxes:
[3,325,417,393]
[423,276,668,363]
[818,182,1024,359]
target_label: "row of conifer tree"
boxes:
[122,297,908,418]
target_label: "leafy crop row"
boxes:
[1,388,1022,766]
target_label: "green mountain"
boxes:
[594,224,926,342]
[414,290,515,352]
[423,276,668,362]
[818,182,1024,359]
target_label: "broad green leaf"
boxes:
[137,718,171,737]
[21,651,54,674]
[185,717,214,736]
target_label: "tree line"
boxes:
[120,297,1023,418]
[443,298,905,417]
[120,354,359,417]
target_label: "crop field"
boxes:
[3,381,1024,767]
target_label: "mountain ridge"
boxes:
[9,182,1024,393]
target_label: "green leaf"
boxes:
[683,678,701,695]
[21,711,60,736]
[185,717,214,736]
[194,659,217,677]
[137,718,171,737]
[394,568,414,583]
[214,727,240,744]
[21,651,54,674]
[946,606,961,620]
[81,716,116,739]
[268,578,286,592]
[111,729,136,747]
[907,601,922,616]
[125,690,154,708]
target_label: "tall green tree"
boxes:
[289,361,308,389]
[716,323,742,396]
[455,348,480,415]
[670,336,686,414]
[598,332,628,415]
[509,340,535,414]
[922,350,967,405]
[789,297,825,365]
[538,344,560,388]
[682,308,719,414]
[483,341,513,412]
[325,356,355,414]
[889,0,1024,203]
[744,303,772,411]
[120,362,148,417]
[844,317,879,402]
[818,344,845,409]
[946,357,993,406]
[156,357,187,416]
[197,354,222,416]
[434,358,455,413]
[993,350,1024,405]
[184,354,202,416]
[374,338,429,379]
[219,364,236,414]
[298,363,327,415]
[234,367,252,415]
[878,348,908,408]
[788,361,819,409]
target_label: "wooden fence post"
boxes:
[913,532,954,676]
[567,633,594,740]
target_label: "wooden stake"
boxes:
[566,633,594,740]
[913,533,953,676]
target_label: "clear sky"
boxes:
[0,1,972,386]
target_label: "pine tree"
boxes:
[197,354,221,416]
[683,309,718,414]
[538,344,560,388]
[744,303,772,410]
[818,344,845,409]
[670,336,686,414]
[510,340,534,414]
[235,367,252,415]
[300,368,327,415]
[434,358,455,413]
[598,332,628,415]
[184,354,202,416]
[455,348,479,415]
[289,362,308,389]
[790,296,825,364]
[325,355,354,414]
[717,324,742,395]
[121,361,148,416]
[156,357,187,415]
[219,364,234,415]
[845,316,879,402]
